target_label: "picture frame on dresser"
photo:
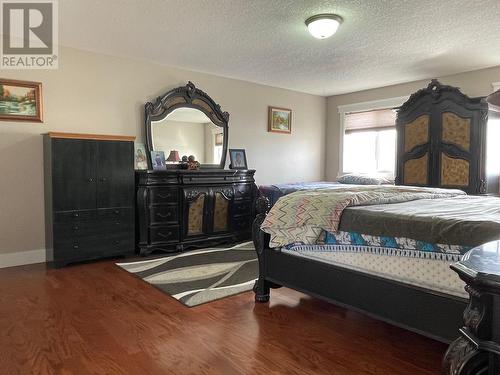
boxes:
[229,149,248,170]
[134,143,148,170]
[151,150,166,171]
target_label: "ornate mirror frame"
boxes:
[145,81,229,169]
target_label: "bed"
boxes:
[252,81,496,345]
[252,185,500,343]
[258,177,392,207]
[259,181,340,206]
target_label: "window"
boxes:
[213,132,223,162]
[487,116,500,175]
[488,83,500,178]
[342,108,397,175]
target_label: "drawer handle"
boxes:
[72,213,80,218]
[99,177,108,182]
[73,244,79,249]
[87,178,94,182]
[158,232,172,238]
[113,210,120,215]
[157,212,171,218]
[72,225,79,231]
[115,222,121,225]
[158,193,171,199]
[113,240,120,245]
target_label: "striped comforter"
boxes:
[260,185,465,248]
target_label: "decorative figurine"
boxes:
[180,155,189,169]
[187,155,200,170]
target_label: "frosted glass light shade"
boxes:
[306,14,343,39]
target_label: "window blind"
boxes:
[344,108,397,133]
[215,133,223,146]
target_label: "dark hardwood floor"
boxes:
[0,259,447,374]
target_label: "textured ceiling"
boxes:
[59,0,500,96]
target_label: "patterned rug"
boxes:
[116,241,257,307]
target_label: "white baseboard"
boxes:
[0,249,46,269]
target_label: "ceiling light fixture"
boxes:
[305,14,343,39]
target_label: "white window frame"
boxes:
[490,82,500,193]
[338,96,409,177]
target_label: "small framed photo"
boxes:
[229,149,248,170]
[134,143,148,170]
[0,79,43,122]
[151,151,167,171]
[268,106,291,134]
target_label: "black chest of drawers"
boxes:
[136,169,257,256]
[43,133,136,267]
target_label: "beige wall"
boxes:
[0,47,326,260]
[326,66,500,180]
[152,120,206,163]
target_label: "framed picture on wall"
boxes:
[268,106,291,134]
[0,79,43,122]
[229,149,248,170]
[134,143,148,170]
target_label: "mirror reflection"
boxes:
[151,107,224,165]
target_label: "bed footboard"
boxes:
[251,194,474,344]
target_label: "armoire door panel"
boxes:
[52,139,97,211]
[403,153,429,185]
[212,191,230,233]
[404,114,430,153]
[440,153,470,187]
[441,112,471,152]
[183,189,209,238]
[96,141,134,208]
[187,194,206,236]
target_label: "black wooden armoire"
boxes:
[396,80,489,194]
[43,133,136,267]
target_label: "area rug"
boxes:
[116,241,257,307]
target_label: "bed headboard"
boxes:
[395,79,488,194]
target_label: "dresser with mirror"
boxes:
[136,82,256,255]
